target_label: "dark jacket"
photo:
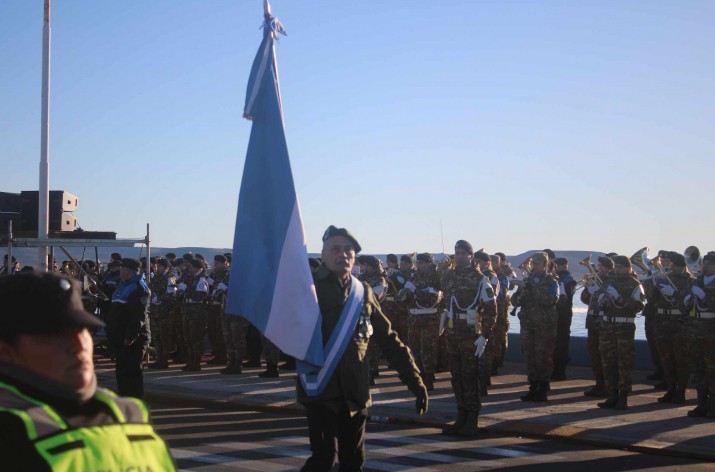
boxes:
[106,273,150,347]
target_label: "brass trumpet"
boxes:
[630,247,652,275]
[518,257,532,276]
[578,255,603,287]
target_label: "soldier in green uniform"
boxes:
[581,256,614,397]
[494,252,515,371]
[206,255,229,366]
[177,259,210,371]
[357,255,389,385]
[596,256,645,410]
[511,252,559,402]
[473,251,500,395]
[148,258,177,369]
[440,241,497,436]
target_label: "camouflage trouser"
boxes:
[149,303,175,364]
[407,312,440,375]
[492,298,510,368]
[384,303,409,346]
[446,328,481,413]
[598,320,636,391]
[586,315,604,386]
[684,318,715,393]
[654,315,690,389]
[207,304,227,361]
[222,313,250,367]
[262,335,281,365]
[172,303,186,362]
[520,321,557,383]
[181,304,207,366]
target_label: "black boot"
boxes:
[220,362,243,375]
[532,381,548,402]
[442,409,468,435]
[457,412,480,436]
[584,383,608,397]
[658,384,675,403]
[671,386,686,404]
[520,381,536,401]
[598,389,619,409]
[258,363,279,378]
[615,389,628,410]
[688,389,708,418]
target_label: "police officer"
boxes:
[440,241,497,436]
[511,252,559,402]
[0,271,175,471]
[297,226,427,471]
[105,258,151,398]
[552,257,577,380]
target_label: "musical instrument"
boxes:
[685,246,703,276]
[578,255,603,287]
[630,247,653,275]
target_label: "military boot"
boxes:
[220,363,243,375]
[532,381,548,402]
[584,382,608,398]
[688,389,708,418]
[598,390,619,409]
[671,386,686,404]
[706,396,715,419]
[181,363,201,372]
[615,389,628,410]
[258,363,279,378]
[442,408,468,435]
[457,412,480,437]
[520,382,537,401]
[657,384,675,403]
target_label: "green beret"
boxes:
[322,225,362,253]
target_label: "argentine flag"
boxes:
[226,3,324,369]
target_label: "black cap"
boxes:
[658,250,670,259]
[416,253,434,264]
[597,256,614,269]
[120,258,141,271]
[703,254,715,264]
[182,253,194,261]
[165,252,177,259]
[214,255,227,263]
[473,251,490,262]
[495,252,506,261]
[613,255,631,268]
[386,254,398,264]
[455,240,474,255]
[322,225,362,253]
[669,252,686,267]
[555,257,568,266]
[110,252,123,261]
[0,272,104,336]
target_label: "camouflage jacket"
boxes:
[177,269,210,303]
[512,271,559,328]
[692,273,715,313]
[208,267,230,305]
[149,270,177,306]
[407,265,441,310]
[361,272,388,304]
[440,264,497,338]
[649,270,694,313]
[600,273,645,318]
[580,273,614,316]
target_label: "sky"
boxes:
[2,1,714,256]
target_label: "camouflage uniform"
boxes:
[597,274,645,395]
[178,268,210,370]
[683,272,715,417]
[404,264,441,389]
[148,268,177,367]
[493,264,515,370]
[214,269,250,374]
[581,274,613,396]
[206,266,229,364]
[440,265,497,421]
[512,271,559,396]
[652,271,694,402]
[362,271,389,380]
[477,267,500,394]
[386,268,413,342]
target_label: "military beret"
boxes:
[555,257,568,266]
[473,251,490,262]
[195,253,205,261]
[358,255,381,270]
[543,249,556,260]
[156,258,170,268]
[120,258,141,271]
[0,272,104,336]
[188,259,203,269]
[111,252,123,261]
[613,255,631,268]
[597,256,614,269]
[530,252,548,264]
[669,252,686,267]
[214,254,227,263]
[322,225,362,253]
[386,254,398,264]
[182,253,194,261]
[657,250,670,259]
[416,253,434,264]
[703,254,715,264]
[400,255,413,263]
[455,240,474,255]
[165,252,177,259]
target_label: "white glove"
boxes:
[404,281,417,293]
[598,293,608,305]
[587,283,600,295]
[692,286,706,300]
[177,282,187,291]
[151,293,159,304]
[684,294,693,306]
[606,286,620,299]
[659,285,675,297]
[217,282,229,292]
[473,336,487,358]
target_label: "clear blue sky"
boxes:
[2,1,714,256]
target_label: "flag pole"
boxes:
[38,0,52,271]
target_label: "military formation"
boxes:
[3,243,714,427]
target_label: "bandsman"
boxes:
[148,258,177,369]
[581,256,614,397]
[494,252,515,371]
[176,258,210,371]
[473,251,500,396]
[206,255,229,366]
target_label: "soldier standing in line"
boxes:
[177,258,210,371]
[473,251,500,396]
[401,253,442,391]
[381,254,403,358]
[511,252,559,402]
[596,256,645,410]
[653,252,695,404]
[219,263,251,375]
[440,240,497,436]
[683,252,715,418]
[357,255,389,385]
[641,251,666,386]
[391,255,415,341]
[494,252,515,371]
[552,257,577,381]
[206,255,229,366]
[581,256,614,397]
[148,259,177,369]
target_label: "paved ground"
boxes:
[95,357,715,462]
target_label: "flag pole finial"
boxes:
[264,0,272,19]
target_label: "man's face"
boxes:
[454,249,472,268]
[321,236,356,278]
[596,262,612,277]
[0,327,94,391]
[613,264,629,276]
[399,260,413,272]
[477,259,489,271]
[703,261,715,276]
[214,261,226,271]
[416,260,428,273]
[557,264,568,272]
[531,260,546,274]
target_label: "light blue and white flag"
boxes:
[226,2,323,369]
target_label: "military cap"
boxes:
[657,250,670,259]
[214,254,227,263]
[455,240,474,255]
[195,254,206,262]
[386,254,398,264]
[0,271,104,337]
[613,255,631,268]
[182,253,194,261]
[416,253,434,264]
[165,252,177,259]
[473,251,490,262]
[358,255,381,271]
[668,252,686,267]
[322,225,362,253]
[597,256,614,269]
[189,258,204,269]
[530,252,548,264]
[308,257,321,269]
[120,258,141,271]
[543,249,556,260]
[400,254,413,263]
[555,257,568,266]
[703,253,715,264]
[156,258,170,268]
